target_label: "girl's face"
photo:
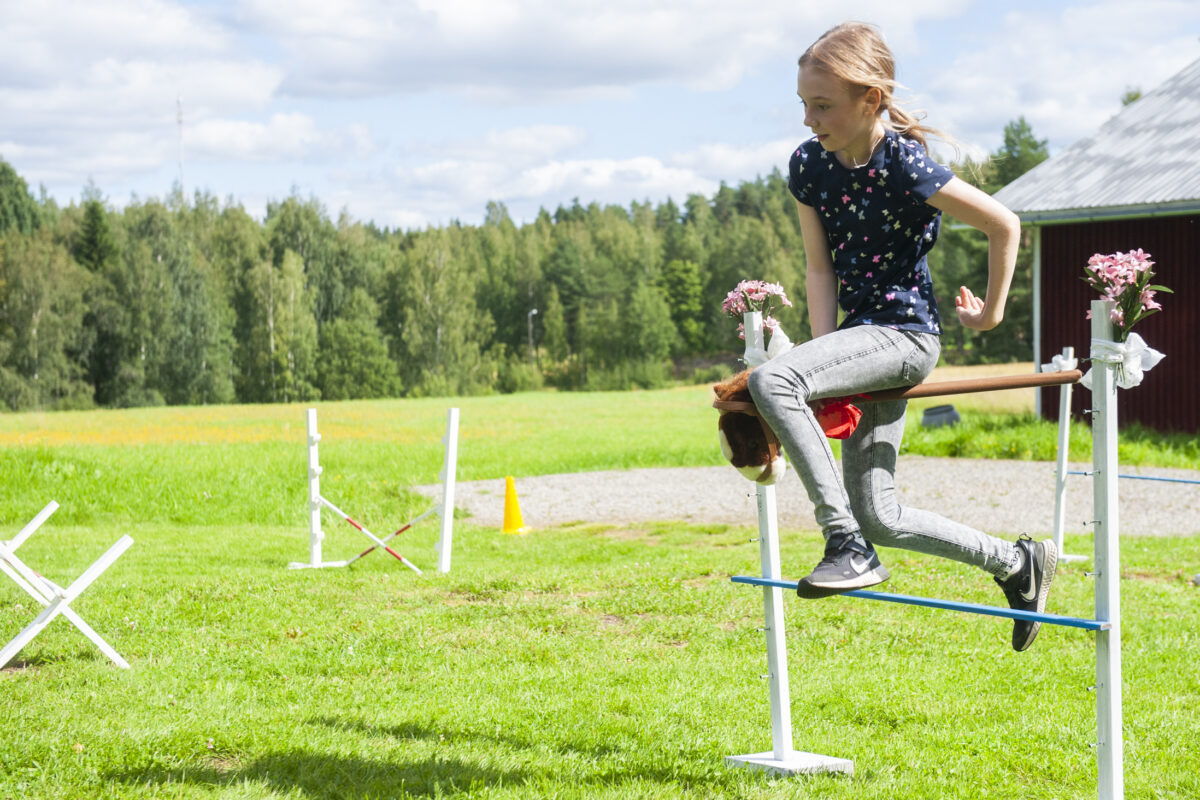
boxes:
[797,66,882,163]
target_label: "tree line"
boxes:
[0,119,1047,411]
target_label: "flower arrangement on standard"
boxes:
[1079,249,1169,390]
[1083,249,1171,341]
[721,279,792,340]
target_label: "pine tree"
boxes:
[986,117,1049,192]
[0,157,40,235]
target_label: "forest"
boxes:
[0,119,1047,411]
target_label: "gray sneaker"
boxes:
[796,532,890,599]
[994,535,1058,651]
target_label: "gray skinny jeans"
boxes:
[747,325,1020,578]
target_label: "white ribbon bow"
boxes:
[1040,353,1078,373]
[1081,332,1165,390]
[742,326,794,368]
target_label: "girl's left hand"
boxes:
[954,286,996,330]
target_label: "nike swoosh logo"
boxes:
[1020,563,1038,602]
[850,555,872,574]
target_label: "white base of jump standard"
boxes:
[725,751,854,777]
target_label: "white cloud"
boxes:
[188,114,377,162]
[482,125,588,160]
[0,0,294,195]
[671,139,797,181]
[347,123,796,228]
[1,0,230,64]
[239,0,968,99]
[515,156,708,201]
[924,1,1200,154]
[5,0,1199,231]
[406,125,588,164]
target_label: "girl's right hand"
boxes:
[954,286,998,331]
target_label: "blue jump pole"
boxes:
[730,575,1109,631]
[1068,470,1200,486]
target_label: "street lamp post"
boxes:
[527,308,538,367]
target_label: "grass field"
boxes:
[1,374,1198,799]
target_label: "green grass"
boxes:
[1,384,1196,530]
[1,383,1198,799]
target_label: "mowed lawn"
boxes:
[1,374,1198,799]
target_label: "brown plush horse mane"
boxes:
[712,370,781,483]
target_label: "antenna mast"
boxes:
[177,95,185,199]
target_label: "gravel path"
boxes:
[420,457,1200,537]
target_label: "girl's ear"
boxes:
[862,86,883,116]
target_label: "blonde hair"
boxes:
[799,22,949,153]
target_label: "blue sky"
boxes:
[3,0,1199,230]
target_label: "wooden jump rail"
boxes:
[713,370,1083,416]
[865,368,1083,402]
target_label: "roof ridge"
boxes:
[994,55,1200,220]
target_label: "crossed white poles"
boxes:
[0,501,133,670]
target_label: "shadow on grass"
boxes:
[109,749,519,799]
[1,654,57,671]
[315,715,624,760]
[0,646,105,672]
[106,715,725,798]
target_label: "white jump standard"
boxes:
[1045,346,1088,563]
[0,501,134,670]
[724,311,855,777]
[288,407,459,574]
[727,301,1127,800]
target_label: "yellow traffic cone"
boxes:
[502,476,529,534]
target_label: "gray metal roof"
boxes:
[994,57,1200,224]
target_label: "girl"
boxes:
[747,21,1056,651]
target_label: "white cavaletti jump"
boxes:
[0,501,134,670]
[728,300,1126,800]
[288,407,459,574]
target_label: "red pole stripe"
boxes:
[354,523,413,557]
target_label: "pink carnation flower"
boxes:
[1082,249,1171,341]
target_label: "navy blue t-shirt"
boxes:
[788,130,956,334]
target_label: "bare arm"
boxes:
[926,176,1022,331]
[796,200,839,338]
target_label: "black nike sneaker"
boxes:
[796,532,890,599]
[994,535,1058,651]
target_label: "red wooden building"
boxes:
[995,59,1200,433]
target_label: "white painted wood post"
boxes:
[306,408,324,568]
[436,407,459,574]
[1051,346,1073,553]
[11,501,59,550]
[1090,300,1124,800]
[726,311,852,777]
[1032,227,1043,416]
[1051,346,1086,562]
